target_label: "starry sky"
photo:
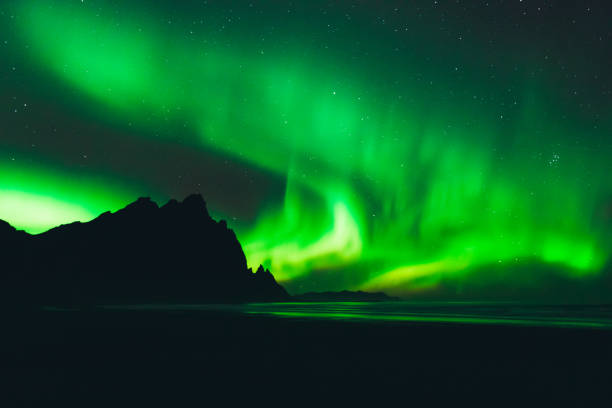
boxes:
[2,0,612,300]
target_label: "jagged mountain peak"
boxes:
[0,194,289,305]
[182,193,207,208]
[123,196,159,212]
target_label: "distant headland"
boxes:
[293,290,399,302]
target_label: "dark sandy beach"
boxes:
[4,306,612,406]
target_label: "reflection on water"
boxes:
[99,302,612,329]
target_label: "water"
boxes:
[100,301,612,329]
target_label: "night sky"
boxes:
[2,0,612,299]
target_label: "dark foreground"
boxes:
[4,308,612,407]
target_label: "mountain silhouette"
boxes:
[0,194,289,306]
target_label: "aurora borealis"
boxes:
[2,0,612,299]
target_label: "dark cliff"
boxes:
[0,194,289,305]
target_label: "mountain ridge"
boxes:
[0,194,289,306]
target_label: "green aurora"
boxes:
[1,0,612,298]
